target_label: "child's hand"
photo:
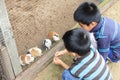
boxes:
[53,57,69,69]
[55,51,64,57]
[55,49,68,57]
[53,57,63,65]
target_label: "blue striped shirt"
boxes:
[69,45,112,80]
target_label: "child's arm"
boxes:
[53,57,69,69]
[97,37,111,61]
[55,49,77,57]
[55,49,68,57]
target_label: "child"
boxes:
[73,2,120,62]
[53,28,112,80]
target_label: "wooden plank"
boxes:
[98,0,114,13]
[0,0,22,76]
[15,41,64,80]
[0,46,15,80]
[0,29,4,42]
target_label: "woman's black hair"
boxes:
[62,28,91,56]
[74,2,101,25]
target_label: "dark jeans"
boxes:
[108,49,119,62]
[62,69,79,80]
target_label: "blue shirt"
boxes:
[69,45,112,80]
[91,16,120,61]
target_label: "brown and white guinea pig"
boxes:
[43,39,52,50]
[19,53,34,66]
[48,31,60,42]
[27,47,43,58]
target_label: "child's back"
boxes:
[91,16,120,62]
[73,2,120,62]
[68,45,112,80]
[61,28,112,80]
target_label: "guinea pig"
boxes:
[19,54,34,66]
[28,47,43,58]
[43,39,52,50]
[48,31,60,42]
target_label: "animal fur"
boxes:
[28,47,43,58]
[43,39,52,50]
[19,54,34,66]
[48,31,60,41]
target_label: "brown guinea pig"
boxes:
[28,47,43,58]
[19,54,34,66]
[48,31,60,42]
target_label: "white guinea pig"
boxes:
[19,53,34,66]
[28,47,42,58]
[43,39,52,50]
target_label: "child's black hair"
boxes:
[62,28,91,56]
[74,2,101,25]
